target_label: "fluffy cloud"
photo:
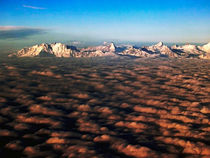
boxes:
[0,58,210,157]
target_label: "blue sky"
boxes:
[0,0,210,43]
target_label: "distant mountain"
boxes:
[119,42,201,58]
[9,42,117,58]
[118,46,159,58]
[199,42,210,53]
[9,43,78,57]
[9,42,210,59]
[197,42,210,59]
[142,42,178,57]
[80,42,116,53]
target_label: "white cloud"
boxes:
[23,5,46,10]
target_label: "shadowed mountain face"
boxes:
[0,56,210,158]
[9,42,210,59]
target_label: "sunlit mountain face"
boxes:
[6,41,210,59]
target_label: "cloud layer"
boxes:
[0,26,46,39]
[0,57,209,157]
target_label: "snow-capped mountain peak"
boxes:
[9,42,210,59]
[155,42,164,47]
[200,42,210,53]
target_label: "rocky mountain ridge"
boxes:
[9,42,210,59]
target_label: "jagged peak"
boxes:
[155,42,163,47]
[103,42,115,46]
[203,42,210,46]
[109,42,116,51]
[201,42,210,53]
[9,42,210,59]
[110,42,115,46]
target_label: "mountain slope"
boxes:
[10,43,77,57]
[9,42,210,59]
[143,42,178,57]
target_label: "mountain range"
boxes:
[9,42,210,59]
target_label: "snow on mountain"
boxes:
[80,42,116,53]
[171,43,207,58]
[10,43,77,57]
[181,44,202,54]
[9,42,210,59]
[109,42,116,52]
[156,42,164,47]
[119,46,159,58]
[199,42,210,53]
[10,42,117,58]
[142,42,178,57]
